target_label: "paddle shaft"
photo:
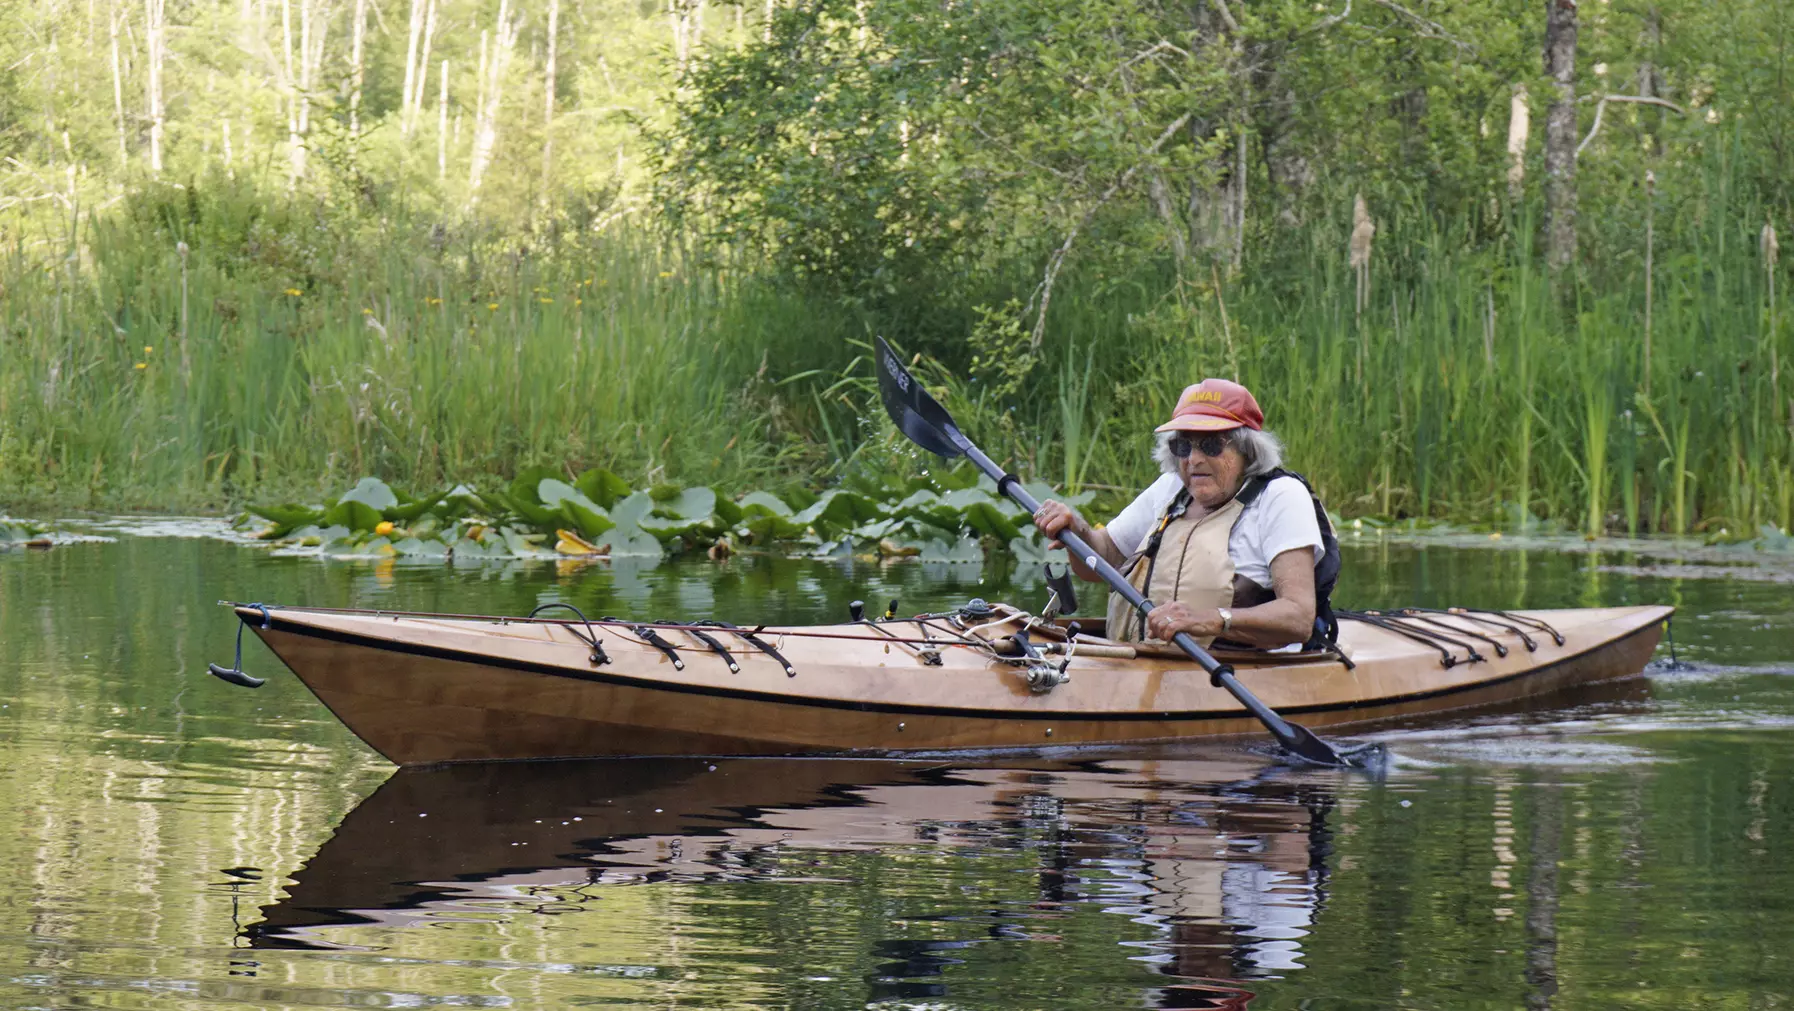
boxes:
[964,444,1329,758]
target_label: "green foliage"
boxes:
[3,0,1792,541]
[241,470,1089,563]
[0,518,50,547]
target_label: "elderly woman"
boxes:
[1034,378,1339,650]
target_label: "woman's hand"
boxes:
[1032,499,1092,549]
[1145,601,1222,641]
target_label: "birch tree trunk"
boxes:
[400,0,425,136]
[348,0,366,136]
[286,0,328,183]
[408,0,437,135]
[468,0,517,197]
[438,59,448,179]
[1543,0,1579,272]
[541,0,560,191]
[670,0,701,74]
[283,0,300,184]
[145,0,165,173]
[297,0,315,172]
[109,1,128,167]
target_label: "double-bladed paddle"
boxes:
[873,336,1365,768]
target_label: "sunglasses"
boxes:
[1168,432,1232,459]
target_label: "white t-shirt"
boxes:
[1104,473,1323,588]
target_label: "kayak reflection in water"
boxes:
[245,756,1334,1002]
[1033,378,1342,652]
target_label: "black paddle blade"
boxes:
[1277,721,1351,767]
[1277,722,1387,770]
[874,336,967,461]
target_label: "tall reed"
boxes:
[1,156,1788,538]
[0,181,834,509]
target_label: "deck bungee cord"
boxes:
[526,602,611,666]
[1335,608,1565,669]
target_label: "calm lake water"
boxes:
[3,528,1792,1009]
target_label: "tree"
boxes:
[1543,0,1578,272]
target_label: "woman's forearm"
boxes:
[1219,598,1314,648]
[1064,526,1124,582]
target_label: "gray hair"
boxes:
[1154,427,1286,478]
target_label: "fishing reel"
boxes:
[1020,661,1071,694]
[1009,627,1071,694]
[958,598,998,620]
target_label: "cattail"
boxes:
[1350,193,1375,317]
[176,241,190,385]
[1766,218,1780,392]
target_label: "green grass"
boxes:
[1,170,1789,538]
[0,179,849,510]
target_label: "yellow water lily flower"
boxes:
[555,529,606,556]
[374,520,395,536]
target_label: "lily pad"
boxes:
[1008,531,1069,565]
[323,498,385,532]
[918,535,984,564]
[793,489,883,536]
[961,500,1023,542]
[655,486,717,522]
[598,524,665,559]
[738,490,794,517]
[639,512,707,540]
[575,467,633,509]
[482,488,561,529]
[610,491,654,529]
[338,477,400,513]
[247,502,326,530]
[385,490,447,522]
[539,479,616,539]
[500,526,551,557]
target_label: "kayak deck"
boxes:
[236,601,1672,765]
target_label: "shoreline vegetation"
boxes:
[0,0,1789,539]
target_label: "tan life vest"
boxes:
[1104,492,1245,645]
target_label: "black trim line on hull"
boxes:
[242,608,1664,724]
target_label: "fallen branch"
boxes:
[1577,94,1687,158]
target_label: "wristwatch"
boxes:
[1216,607,1233,635]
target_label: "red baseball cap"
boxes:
[1154,379,1265,433]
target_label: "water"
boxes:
[3,529,1792,1009]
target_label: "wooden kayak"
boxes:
[230,598,1672,765]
